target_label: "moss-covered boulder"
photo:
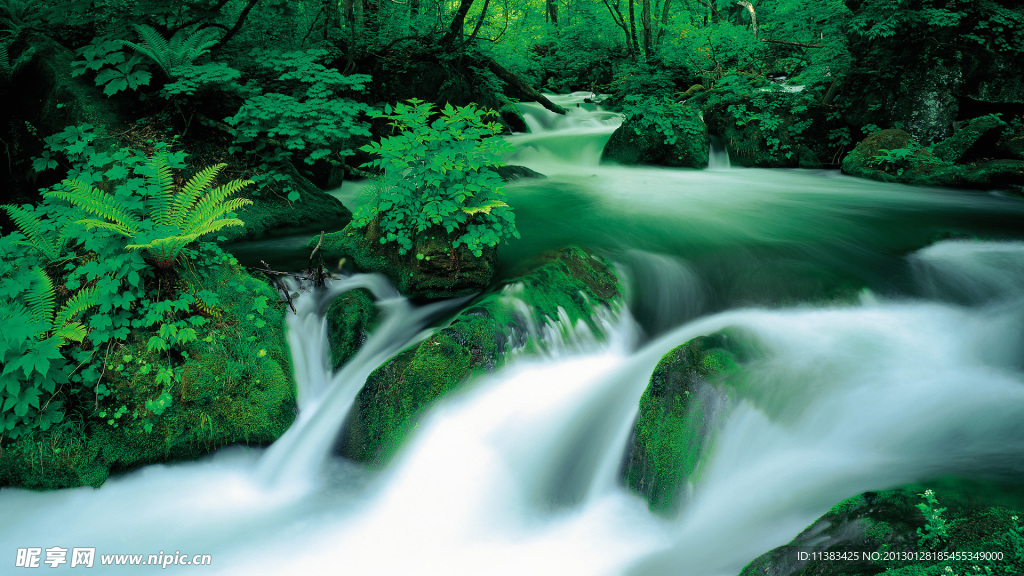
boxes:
[326,288,378,371]
[601,113,709,169]
[316,222,497,300]
[739,486,1024,576]
[843,128,1024,189]
[337,246,621,468]
[0,262,296,489]
[620,332,744,515]
[699,87,842,169]
[841,129,958,186]
[499,102,529,133]
[218,164,352,243]
[933,115,1009,164]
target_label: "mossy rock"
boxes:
[701,92,842,169]
[499,102,529,133]
[601,113,709,169]
[337,246,621,468]
[316,222,498,300]
[218,163,352,243]
[326,288,378,370]
[620,332,746,516]
[933,115,1008,164]
[739,485,1024,576]
[0,262,296,489]
[841,129,958,186]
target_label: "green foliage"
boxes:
[71,36,152,97]
[225,48,372,201]
[0,266,96,440]
[160,62,242,98]
[124,23,220,76]
[869,141,945,176]
[916,489,951,550]
[46,152,253,269]
[356,99,519,257]
[619,94,704,148]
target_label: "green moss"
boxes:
[317,223,496,300]
[338,246,621,468]
[622,332,744,515]
[0,260,297,489]
[325,288,378,370]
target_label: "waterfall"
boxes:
[708,136,731,170]
[4,98,1024,576]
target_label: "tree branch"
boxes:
[209,0,262,54]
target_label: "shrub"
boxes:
[355,99,519,258]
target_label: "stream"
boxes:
[3,92,1024,575]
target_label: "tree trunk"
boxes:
[628,0,640,56]
[600,0,634,57]
[657,0,672,44]
[546,0,558,25]
[441,0,475,44]
[466,0,491,43]
[641,0,652,59]
[484,57,567,115]
[737,1,757,37]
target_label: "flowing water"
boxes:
[4,93,1024,575]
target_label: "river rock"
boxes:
[933,115,1008,164]
[0,260,296,489]
[337,246,621,468]
[739,487,1024,576]
[217,162,353,243]
[601,109,709,169]
[841,3,1024,144]
[841,129,958,186]
[701,90,839,169]
[621,332,744,515]
[317,221,498,300]
[326,288,378,371]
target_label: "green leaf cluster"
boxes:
[225,48,373,202]
[46,153,253,269]
[356,99,519,257]
[70,35,152,97]
[619,94,704,147]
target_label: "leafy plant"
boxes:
[226,48,372,201]
[0,267,96,439]
[916,489,951,550]
[71,36,152,97]
[619,94,704,148]
[356,99,519,257]
[45,152,253,269]
[124,23,220,77]
[0,204,72,262]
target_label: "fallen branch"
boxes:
[483,56,567,115]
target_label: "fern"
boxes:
[24,268,55,325]
[46,152,253,269]
[124,24,220,77]
[1,204,69,262]
[47,182,142,238]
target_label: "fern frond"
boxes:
[125,24,173,73]
[177,26,218,64]
[24,268,56,324]
[53,286,97,329]
[75,219,136,238]
[147,153,176,226]
[0,43,11,80]
[187,218,245,238]
[46,181,141,238]
[181,180,253,232]
[172,163,225,227]
[54,322,87,343]
[1,204,61,261]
